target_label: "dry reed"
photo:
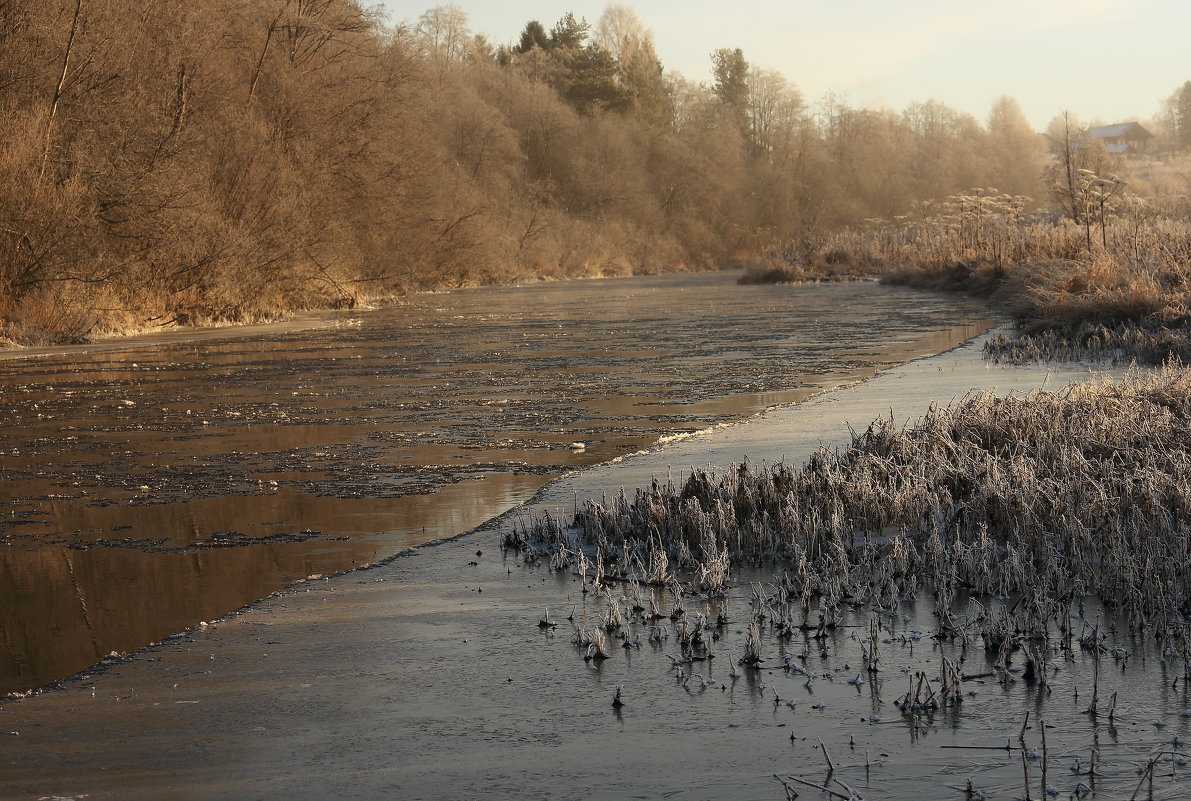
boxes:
[766,188,1191,365]
[506,365,1191,649]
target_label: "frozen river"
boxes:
[0,271,993,693]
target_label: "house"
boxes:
[1086,121,1153,155]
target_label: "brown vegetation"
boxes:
[735,103,1191,366]
[9,2,1189,352]
[2,1,1053,345]
[736,256,877,285]
[745,109,1191,363]
[3,0,438,344]
[790,163,1191,362]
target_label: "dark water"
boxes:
[0,272,993,693]
[8,505,1182,801]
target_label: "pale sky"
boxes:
[377,0,1190,132]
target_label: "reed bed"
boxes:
[737,258,877,285]
[762,189,1191,364]
[983,323,1191,364]
[506,365,1191,647]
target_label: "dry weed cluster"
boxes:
[984,324,1191,365]
[508,366,1191,644]
[784,185,1191,364]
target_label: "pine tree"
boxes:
[711,47,749,133]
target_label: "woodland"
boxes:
[2,0,1189,345]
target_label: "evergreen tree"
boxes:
[711,48,749,133]
[549,13,588,51]
[515,20,550,53]
[564,44,632,113]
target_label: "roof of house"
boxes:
[1088,122,1153,140]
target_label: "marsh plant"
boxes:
[584,627,610,662]
[760,184,1191,365]
[739,621,764,667]
[507,365,1191,655]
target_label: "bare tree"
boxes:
[416,3,471,84]
[41,0,82,177]
[747,68,804,155]
[986,96,1042,198]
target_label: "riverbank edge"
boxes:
[0,267,734,357]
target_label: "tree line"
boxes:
[0,1,1180,344]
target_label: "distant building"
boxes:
[1086,122,1153,155]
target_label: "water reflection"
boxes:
[0,473,546,691]
[0,272,995,692]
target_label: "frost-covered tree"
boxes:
[1166,80,1191,152]
[986,96,1042,198]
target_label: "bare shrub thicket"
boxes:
[2,2,1055,344]
[1,0,447,344]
